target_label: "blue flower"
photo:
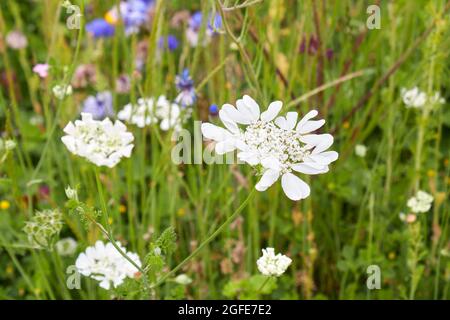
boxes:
[189,11,203,31]
[158,35,179,51]
[175,69,196,107]
[85,19,115,38]
[81,91,114,120]
[209,104,219,116]
[189,11,222,32]
[122,0,151,34]
[175,69,194,91]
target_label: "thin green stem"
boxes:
[151,189,256,288]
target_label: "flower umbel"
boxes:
[23,209,63,249]
[201,95,338,200]
[407,190,433,213]
[75,240,142,290]
[401,87,427,108]
[257,247,292,277]
[61,113,134,168]
[118,96,187,131]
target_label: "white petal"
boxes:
[255,169,280,191]
[286,112,298,130]
[261,156,281,170]
[201,123,231,142]
[236,99,255,123]
[238,151,259,165]
[311,134,334,154]
[215,140,236,154]
[63,122,76,135]
[297,119,325,134]
[291,163,329,175]
[219,109,239,134]
[261,101,282,122]
[296,110,318,131]
[281,173,310,201]
[243,95,260,121]
[275,116,288,130]
[222,103,251,125]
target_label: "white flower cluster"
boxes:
[407,190,433,213]
[118,96,188,131]
[75,241,142,290]
[61,113,134,168]
[56,237,77,256]
[256,247,292,277]
[52,84,73,100]
[355,144,367,157]
[401,87,445,108]
[201,95,338,200]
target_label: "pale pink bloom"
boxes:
[33,64,50,78]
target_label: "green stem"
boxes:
[93,167,149,289]
[257,276,271,294]
[151,189,256,288]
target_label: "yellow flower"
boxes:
[427,170,436,178]
[388,252,396,260]
[0,200,10,210]
[119,204,127,214]
[104,11,118,25]
[177,208,186,217]
[343,121,350,129]
[6,264,13,275]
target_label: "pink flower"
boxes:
[5,30,28,50]
[33,64,50,78]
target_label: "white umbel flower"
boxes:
[118,96,186,131]
[52,84,73,100]
[56,237,77,256]
[257,247,292,277]
[430,91,445,105]
[355,144,367,157]
[201,95,338,200]
[407,190,433,213]
[61,113,134,168]
[75,240,141,290]
[401,87,427,108]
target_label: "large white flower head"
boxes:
[407,190,433,213]
[118,95,187,131]
[201,95,338,200]
[257,247,292,277]
[61,113,134,168]
[75,240,142,290]
[401,87,427,108]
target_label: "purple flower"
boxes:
[81,91,114,120]
[175,69,196,107]
[105,0,154,35]
[158,35,179,51]
[189,11,222,32]
[186,11,222,47]
[116,75,131,94]
[86,19,115,38]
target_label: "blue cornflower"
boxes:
[158,35,179,52]
[209,104,219,116]
[175,69,196,107]
[81,91,114,120]
[186,11,222,47]
[122,0,151,35]
[189,11,222,32]
[85,19,115,38]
